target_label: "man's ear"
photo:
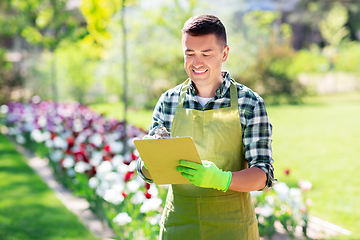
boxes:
[222,45,230,63]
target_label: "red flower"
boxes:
[144,191,152,199]
[66,136,75,146]
[284,169,290,175]
[145,183,151,190]
[125,172,134,182]
[122,192,128,198]
[104,144,111,152]
[131,153,138,160]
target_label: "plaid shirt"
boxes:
[139,71,276,190]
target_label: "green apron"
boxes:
[159,79,259,240]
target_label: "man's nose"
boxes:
[192,56,203,68]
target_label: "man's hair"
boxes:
[181,14,227,47]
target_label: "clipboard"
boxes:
[133,137,202,185]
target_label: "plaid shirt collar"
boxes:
[187,71,231,98]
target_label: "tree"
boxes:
[80,0,138,122]
[0,0,87,101]
[288,0,360,48]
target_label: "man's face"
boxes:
[182,33,229,94]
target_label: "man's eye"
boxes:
[186,53,194,57]
[203,54,210,57]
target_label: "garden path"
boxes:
[11,138,351,240]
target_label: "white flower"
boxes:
[75,133,87,144]
[90,151,103,167]
[49,149,63,162]
[260,204,274,218]
[7,127,16,135]
[127,179,141,193]
[96,181,110,197]
[148,183,159,197]
[128,160,137,172]
[37,116,47,128]
[149,214,162,225]
[23,120,34,132]
[109,141,124,154]
[88,177,100,189]
[62,156,75,168]
[31,95,41,104]
[117,162,129,174]
[273,182,289,201]
[111,155,125,168]
[97,161,113,175]
[104,172,122,183]
[72,118,83,132]
[265,195,275,205]
[42,131,51,141]
[15,134,26,144]
[113,212,132,226]
[45,139,54,148]
[112,183,125,193]
[74,161,91,173]
[55,125,64,133]
[103,189,124,205]
[140,197,162,213]
[288,188,303,209]
[131,191,146,205]
[0,104,9,114]
[31,129,44,143]
[89,133,103,147]
[53,136,68,149]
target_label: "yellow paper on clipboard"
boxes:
[133,137,201,185]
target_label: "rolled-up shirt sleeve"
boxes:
[242,94,276,190]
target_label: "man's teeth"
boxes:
[193,70,206,73]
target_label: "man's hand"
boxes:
[176,160,232,192]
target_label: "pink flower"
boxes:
[298,179,312,192]
[284,169,290,175]
[305,199,313,206]
[300,205,307,213]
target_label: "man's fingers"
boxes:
[180,172,195,181]
[178,160,201,170]
[176,166,197,176]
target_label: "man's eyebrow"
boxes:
[184,49,213,52]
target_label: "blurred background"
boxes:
[1,0,360,239]
[1,0,359,108]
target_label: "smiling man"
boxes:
[137,14,276,240]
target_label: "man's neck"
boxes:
[193,77,224,98]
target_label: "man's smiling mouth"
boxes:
[193,69,208,74]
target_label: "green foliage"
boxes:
[56,39,99,103]
[227,11,306,105]
[319,2,349,47]
[287,45,330,77]
[333,42,360,74]
[0,48,20,103]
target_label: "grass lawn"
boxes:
[0,133,99,240]
[267,91,360,239]
[94,91,360,239]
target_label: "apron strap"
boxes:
[229,79,238,109]
[178,78,238,109]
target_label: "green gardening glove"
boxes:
[176,160,232,192]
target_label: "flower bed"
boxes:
[0,99,312,239]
